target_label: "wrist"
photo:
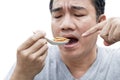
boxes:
[10,66,35,80]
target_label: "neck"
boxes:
[61,46,97,78]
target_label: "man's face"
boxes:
[51,0,98,58]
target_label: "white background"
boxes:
[0,0,120,79]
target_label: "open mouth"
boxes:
[66,37,79,45]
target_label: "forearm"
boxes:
[10,72,34,80]
[10,75,33,80]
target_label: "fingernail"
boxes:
[82,33,87,37]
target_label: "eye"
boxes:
[54,15,62,19]
[74,14,84,17]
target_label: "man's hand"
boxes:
[82,17,120,46]
[10,31,48,80]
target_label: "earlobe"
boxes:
[98,14,106,23]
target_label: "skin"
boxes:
[10,0,120,80]
[82,17,120,46]
[51,0,105,78]
[10,31,48,80]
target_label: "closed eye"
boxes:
[54,15,62,19]
[74,14,84,17]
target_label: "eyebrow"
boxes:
[51,7,62,12]
[51,6,87,12]
[71,6,86,10]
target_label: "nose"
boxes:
[59,14,76,32]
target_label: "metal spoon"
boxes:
[45,37,70,45]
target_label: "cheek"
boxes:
[51,24,59,37]
[81,31,98,48]
[79,22,98,45]
[77,24,92,35]
[77,20,96,34]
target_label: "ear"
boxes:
[98,14,106,23]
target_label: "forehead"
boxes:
[53,0,93,9]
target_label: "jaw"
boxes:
[59,43,97,65]
[58,35,98,59]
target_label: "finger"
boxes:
[100,22,112,46]
[38,50,48,63]
[82,21,106,37]
[100,21,111,43]
[36,50,48,69]
[34,44,48,65]
[114,26,120,41]
[17,31,46,51]
[34,44,48,58]
[107,24,117,44]
[100,37,114,46]
[103,40,111,46]
[108,25,120,44]
[100,21,111,36]
[25,39,47,54]
[101,20,119,45]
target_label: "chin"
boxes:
[59,45,85,57]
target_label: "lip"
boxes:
[61,34,79,39]
[63,41,79,48]
[60,34,80,49]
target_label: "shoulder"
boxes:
[97,45,120,55]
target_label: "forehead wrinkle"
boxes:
[52,0,72,12]
[52,0,95,14]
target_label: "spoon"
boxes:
[45,37,70,45]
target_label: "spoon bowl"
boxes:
[45,37,70,45]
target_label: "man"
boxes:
[6,0,120,80]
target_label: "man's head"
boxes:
[49,0,105,19]
[50,0,106,59]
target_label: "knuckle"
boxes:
[113,33,120,41]
[111,36,116,41]
[40,44,48,53]
[37,52,47,63]
[17,47,22,53]
[31,32,45,42]
[17,47,25,55]
[43,43,48,47]
[17,44,25,52]
[38,39,47,45]
[18,50,28,56]
[100,34,106,39]
[17,49,32,58]
[30,36,37,42]
[28,54,36,62]
[32,40,46,50]
[94,26,99,30]
[108,36,116,44]
[100,34,103,38]
[37,57,44,64]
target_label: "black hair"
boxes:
[92,0,105,18]
[49,0,105,19]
